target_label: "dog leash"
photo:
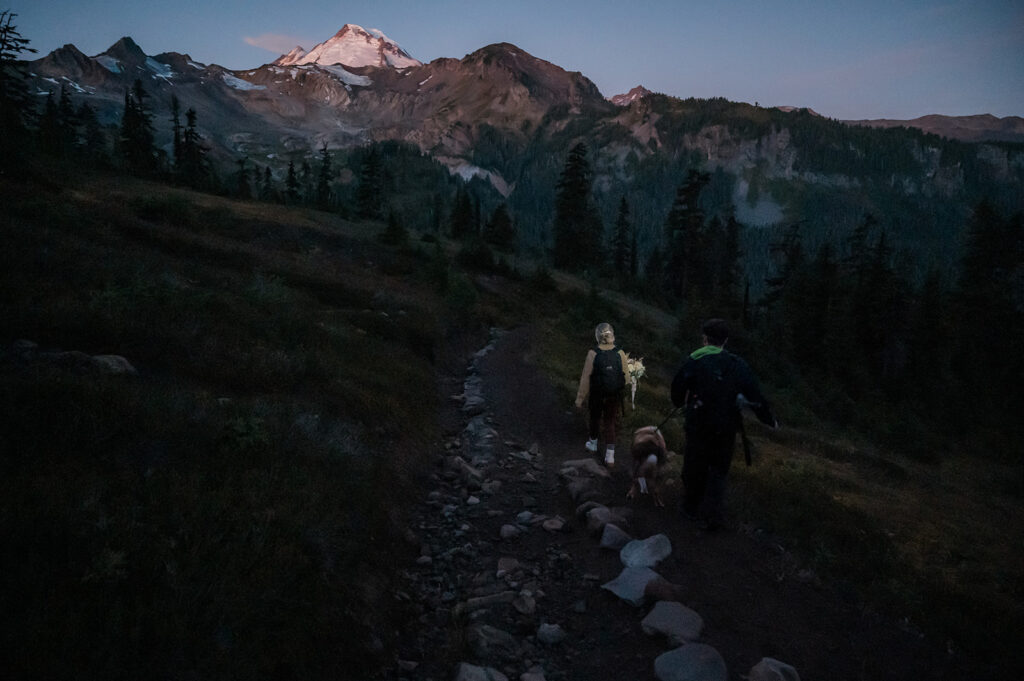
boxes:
[654,406,681,432]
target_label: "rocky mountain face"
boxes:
[25,28,1024,249]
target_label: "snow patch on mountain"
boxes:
[146,57,174,79]
[95,55,122,73]
[319,64,372,87]
[222,73,266,91]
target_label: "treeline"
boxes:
[548,141,1024,457]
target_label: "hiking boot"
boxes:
[585,438,598,452]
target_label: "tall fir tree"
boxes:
[449,186,474,239]
[662,168,710,301]
[315,143,332,210]
[119,78,157,173]
[356,146,384,219]
[235,157,252,199]
[612,196,632,274]
[552,142,603,271]
[169,94,182,171]
[285,160,300,204]
[0,10,36,169]
[178,107,209,187]
[484,203,516,253]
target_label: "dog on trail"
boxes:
[627,425,670,507]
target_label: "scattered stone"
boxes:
[654,644,728,681]
[454,662,509,681]
[749,657,801,681]
[575,501,604,518]
[467,495,481,505]
[500,524,523,540]
[517,511,535,524]
[416,556,433,566]
[560,458,611,478]
[449,456,484,481]
[497,557,520,576]
[397,659,418,671]
[91,354,138,375]
[601,567,662,607]
[565,478,598,504]
[586,506,628,535]
[641,601,704,645]
[466,624,520,661]
[536,622,567,645]
[481,480,503,495]
[599,524,634,551]
[542,516,567,532]
[520,668,546,681]
[572,599,587,613]
[621,534,673,568]
[458,591,516,614]
[513,592,537,615]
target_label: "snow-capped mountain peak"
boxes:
[273,45,308,67]
[281,24,420,69]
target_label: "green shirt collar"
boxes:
[690,345,725,360]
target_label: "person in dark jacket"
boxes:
[671,318,777,529]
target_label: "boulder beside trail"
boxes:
[601,567,662,607]
[641,601,704,645]
[620,533,672,568]
[654,644,728,681]
[749,657,801,681]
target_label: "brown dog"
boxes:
[627,426,669,507]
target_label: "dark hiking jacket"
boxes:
[670,345,775,436]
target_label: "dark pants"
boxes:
[588,393,621,446]
[681,429,737,524]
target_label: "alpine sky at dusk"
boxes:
[10,0,1024,121]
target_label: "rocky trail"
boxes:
[390,327,961,681]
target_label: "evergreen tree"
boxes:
[612,196,632,274]
[449,186,474,239]
[235,157,252,199]
[77,102,108,165]
[119,78,157,173]
[37,90,60,155]
[169,94,182,171]
[315,144,332,210]
[260,165,274,201]
[662,168,710,300]
[484,203,516,253]
[300,158,313,204]
[954,202,1024,431]
[285,160,300,204]
[552,142,603,271]
[0,10,36,169]
[178,107,209,187]
[356,146,383,219]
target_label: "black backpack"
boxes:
[687,353,741,435]
[591,345,625,397]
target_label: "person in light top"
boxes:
[575,322,630,466]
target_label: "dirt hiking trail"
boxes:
[393,326,966,681]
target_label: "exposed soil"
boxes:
[392,326,969,681]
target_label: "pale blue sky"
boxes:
[9,0,1024,120]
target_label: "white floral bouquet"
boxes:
[626,355,646,408]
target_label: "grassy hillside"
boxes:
[0,170,488,678]
[1,168,1021,678]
